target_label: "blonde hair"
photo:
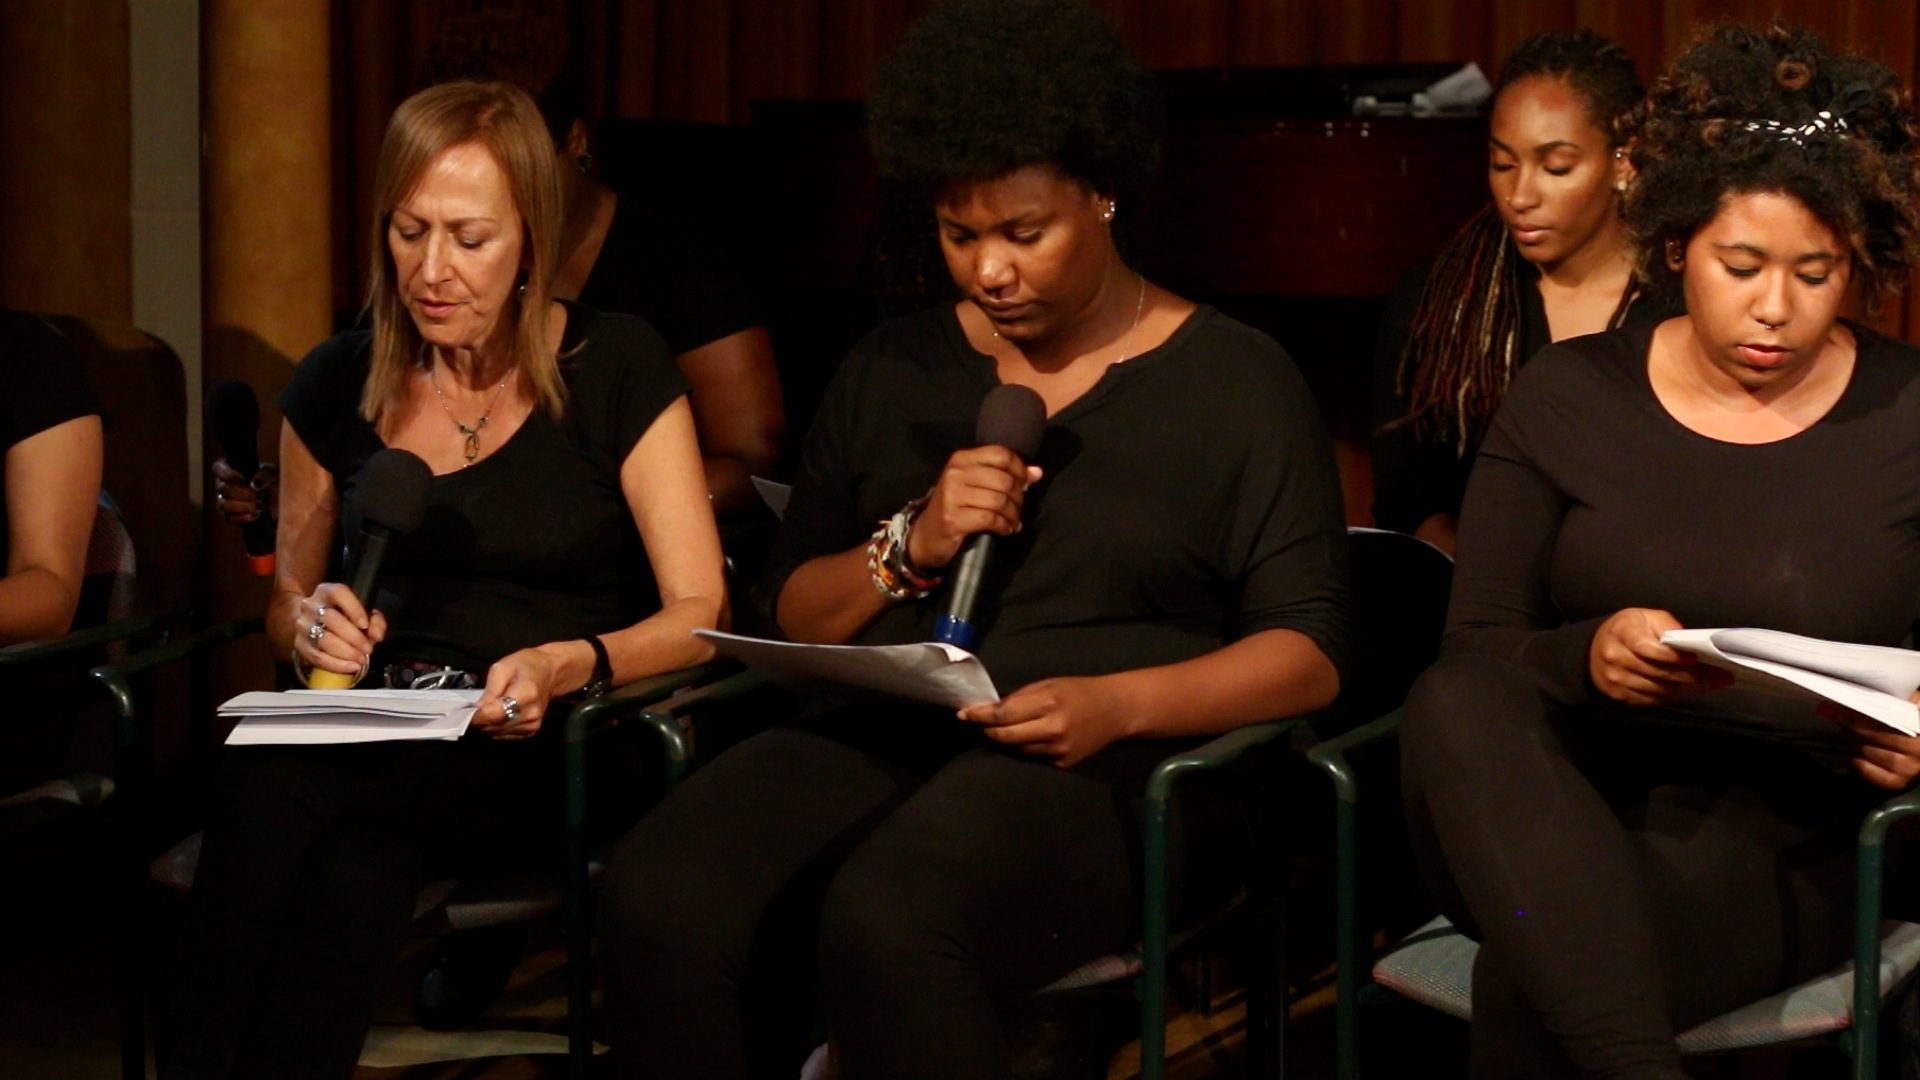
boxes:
[361,80,566,423]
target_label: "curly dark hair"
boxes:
[1498,28,1646,147]
[866,0,1162,209]
[1622,23,1920,307]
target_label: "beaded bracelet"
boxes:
[867,493,942,600]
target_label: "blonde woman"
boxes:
[179,81,724,1078]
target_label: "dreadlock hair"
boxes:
[1393,30,1644,455]
[1621,24,1920,310]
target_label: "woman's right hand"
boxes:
[291,582,386,675]
[1587,607,1730,706]
[211,457,278,525]
[905,446,1044,571]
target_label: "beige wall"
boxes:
[0,2,133,324]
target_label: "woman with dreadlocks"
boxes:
[1372,29,1657,552]
[1402,24,1920,1077]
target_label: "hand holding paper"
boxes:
[1660,627,1920,736]
[957,674,1130,768]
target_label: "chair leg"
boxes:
[115,717,147,1080]
[1334,795,1360,1080]
[1140,790,1173,1080]
[1243,771,1285,1078]
[565,736,593,1080]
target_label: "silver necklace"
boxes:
[427,363,512,465]
[993,272,1148,362]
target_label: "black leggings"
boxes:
[596,715,1172,1080]
[1401,653,1886,1079]
[174,737,557,1079]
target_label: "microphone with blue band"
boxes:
[934,384,1047,650]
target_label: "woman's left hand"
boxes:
[1828,695,1920,790]
[473,647,561,739]
[958,676,1133,768]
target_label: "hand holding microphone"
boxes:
[206,379,280,575]
[919,385,1048,649]
[296,449,433,689]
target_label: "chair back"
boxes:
[1332,527,1452,733]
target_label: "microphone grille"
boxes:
[354,449,434,534]
[205,379,260,447]
[974,384,1047,460]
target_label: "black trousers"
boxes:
[173,736,558,1080]
[1401,653,1893,1079]
[597,713,1174,1080]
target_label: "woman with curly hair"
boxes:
[1402,24,1920,1077]
[595,2,1348,1076]
[1373,29,1656,552]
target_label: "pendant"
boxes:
[463,431,480,462]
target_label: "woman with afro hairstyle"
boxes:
[1372,29,1659,553]
[595,2,1348,1076]
[1402,23,1920,1078]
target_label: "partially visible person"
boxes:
[177,81,725,1079]
[596,4,1346,1077]
[1372,30,1658,553]
[1403,25,1920,1078]
[540,74,786,520]
[0,308,102,645]
[210,73,786,527]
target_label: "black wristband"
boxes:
[582,635,613,697]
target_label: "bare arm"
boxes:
[0,415,102,644]
[473,397,728,735]
[676,327,786,518]
[775,446,1034,645]
[269,421,390,674]
[959,627,1340,767]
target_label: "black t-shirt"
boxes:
[1,309,100,570]
[576,194,763,356]
[1449,317,1920,751]
[278,303,688,671]
[1370,255,1671,532]
[758,304,1350,695]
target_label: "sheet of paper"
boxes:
[220,689,481,745]
[751,477,793,520]
[1705,629,1920,699]
[1662,630,1920,736]
[695,630,998,709]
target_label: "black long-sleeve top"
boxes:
[1447,317,1920,750]
[1370,255,1667,532]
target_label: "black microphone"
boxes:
[206,379,277,576]
[934,384,1047,650]
[306,448,433,689]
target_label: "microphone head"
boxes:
[974,384,1047,461]
[354,449,434,534]
[206,379,261,472]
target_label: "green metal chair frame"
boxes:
[1307,710,1920,1080]
[1133,718,1300,1079]
[85,614,740,1080]
[0,606,191,1080]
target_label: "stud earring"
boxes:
[1615,177,1629,193]
[576,152,593,175]
[1102,202,1116,223]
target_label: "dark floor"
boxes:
[0,802,1876,1079]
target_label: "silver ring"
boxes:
[501,695,521,723]
[307,622,327,645]
[313,603,328,623]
